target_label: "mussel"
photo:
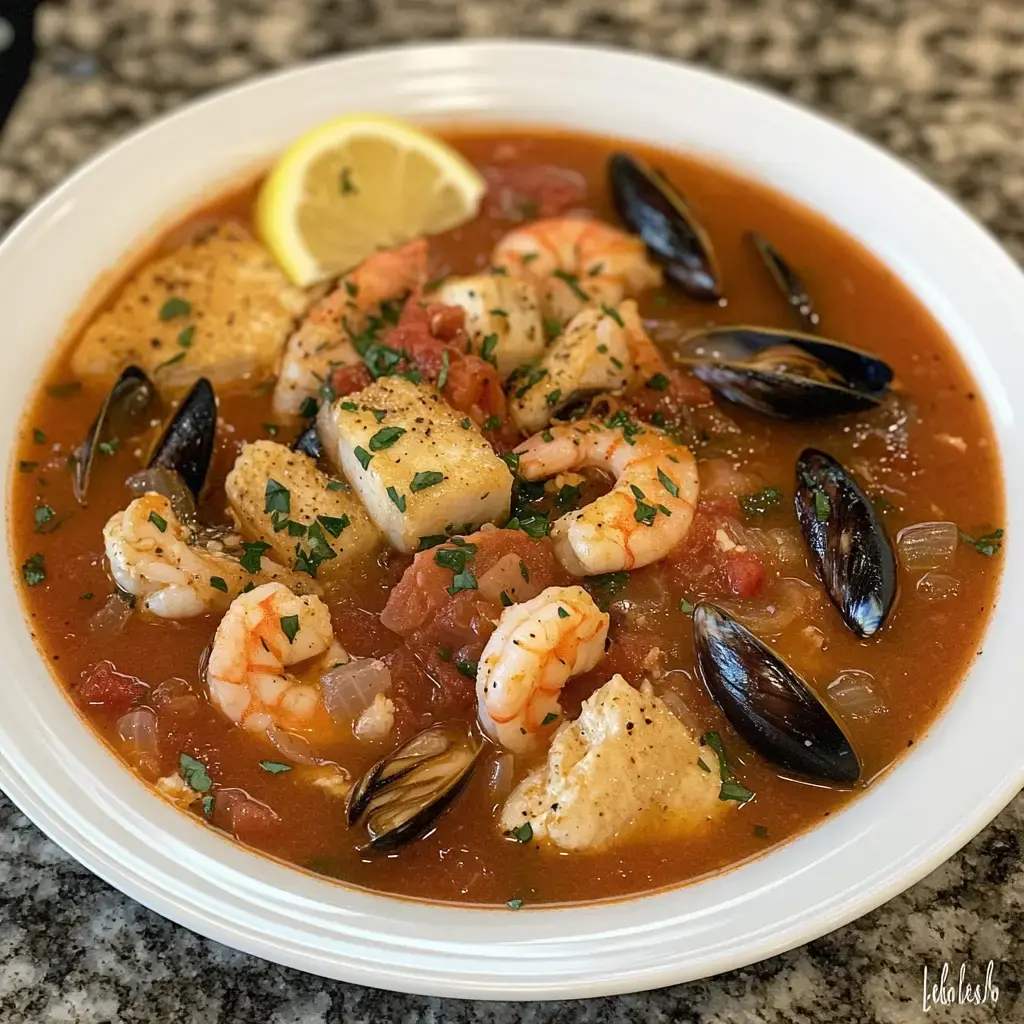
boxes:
[795,448,897,638]
[72,365,160,503]
[748,232,818,331]
[675,326,893,419]
[147,377,216,498]
[608,152,723,301]
[292,423,323,461]
[347,723,481,850]
[693,603,860,783]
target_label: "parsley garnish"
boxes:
[239,541,271,573]
[814,490,831,522]
[679,597,694,615]
[500,451,520,475]
[410,471,444,492]
[148,510,168,532]
[354,446,373,470]
[178,753,212,792]
[33,505,58,533]
[21,553,45,587]
[700,730,755,803]
[447,569,478,595]
[543,317,561,341]
[507,898,524,910]
[317,514,349,537]
[159,297,191,321]
[18,461,37,472]
[386,486,406,512]
[960,528,1004,556]
[455,657,478,678]
[519,560,530,582]
[418,534,448,551]
[634,499,657,525]
[339,166,358,195]
[369,426,406,451]
[46,381,82,399]
[154,351,186,372]
[483,415,501,432]
[280,615,300,643]
[299,397,319,418]
[210,576,228,593]
[586,571,629,611]
[546,389,562,407]
[264,479,290,514]
[259,760,292,774]
[646,372,670,391]
[32,428,45,444]
[657,468,679,497]
[509,822,533,843]
[557,606,569,619]
[177,324,196,348]
[481,333,499,367]
[740,487,783,518]
[600,302,624,326]
[542,712,559,726]
[552,269,589,301]
[326,480,349,492]
[500,591,513,607]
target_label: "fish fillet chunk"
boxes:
[501,675,728,851]
[72,223,309,388]
[317,377,513,553]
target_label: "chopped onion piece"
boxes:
[720,577,818,637]
[321,658,391,723]
[89,593,134,636]
[826,669,887,721]
[125,466,198,524]
[657,689,690,721]
[117,708,159,754]
[896,521,959,571]
[917,571,961,602]
[150,676,203,717]
[477,553,539,605]
[486,753,514,801]
[267,725,321,765]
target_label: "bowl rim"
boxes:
[0,39,1021,1000]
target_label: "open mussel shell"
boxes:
[292,423,323,460]
[693,603,860,783]
[795,448,897,638]
[347,723,481,850]
[72,365,160,504]
[147,377,216,498]
[608,152,722,301]
[676,326,893,419]
[748,232,818,331]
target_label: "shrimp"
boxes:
[509,299,667,433]
[492,217,661,323]
[273,239,427,417]
[206,581,346,739]
[476,585,609,752]
[103,493,315,619]
[515,419,700,576]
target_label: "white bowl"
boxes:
[0,41,1021,1000]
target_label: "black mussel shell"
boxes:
[347,723,481,850]
[608,152,722,301]
[148,378,216,498]
[795,449,897,638]
[693,603,860,783]
[748,232,819,331]
[72,365,160,504]
[676,326,893,419]
[292,423,323,460]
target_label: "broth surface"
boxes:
[10,127,1003,906]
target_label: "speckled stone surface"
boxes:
[1,2,1023,1021]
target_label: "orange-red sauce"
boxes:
[9,127,1003,906]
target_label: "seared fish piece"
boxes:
[501,675,727,851]
[73,223,309,388]
[317,377,513,553]
[435,274,545,378]
[225,440,381,582]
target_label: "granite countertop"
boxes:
[2,1,1023,1021]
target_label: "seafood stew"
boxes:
[10,124,1003,907]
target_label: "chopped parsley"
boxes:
[32,428,45,444]
[369,426,406,451]
[259,760,292,774]
[97,437,119,456]
[202,795,214,816]
[557,606,570,619]
[354,446,373,470]
[506,898,524,911]
[513,364,548,399]
[719,780,755,803]
[814,490,831,522]
[239,540,271,573]
[506,512,549,538]
[546,389,562,407]
[418,534,448,551]
[542,712,559,726]
[178,753,212,793]
[740,487,783,518]
[600,302,624,326]
[541,430,553,442]
[519,560,530,582]
[326,480,349,492]
[370,408,388,423]
[262,423,279,437]
[209,576,228,593]
[159,297,191,321]
[410,471,444,492]
[264,479,290,515]
[500,590,513,607]
[21,553,45,587]
[542,317,561,341]
[18,461,37,472]
[317,514,350,537]
[386,486,406,512]
[960,527,1003,556]
[33,505,58,533]
[645,372,670,391]
[657,468,679,497]
[552,269,589,301]
[500,451,520,475]
[46,381,82,399]
[280,614,300,643]
[339,166,358,194]
[340,401,358,412]
[299,397,319,418]
[605,408,644,446]
[147,510,168,532]
[481,333,499,366]
[177,324,196,348]
[437,646,452,662]
[634,499,658,526]
[586,571,629,611]
[679,597,694,615]
[753,824,770,839]
[454,657,478,679]
[345,280,360,298]
[447,569,477,595]
[701,730,755,803]
[483,415,501,432]
[490,308,509,318]
[154,351,186,373]
[460,417,471,429]
[555,483,581,511]
[509,822,533,843]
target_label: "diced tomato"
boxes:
[482,164,587,220]
[77,660,148,715]
[628,368,714,426]
[726,554,767,599]
[217,790,280,844]
[330,362,372,397]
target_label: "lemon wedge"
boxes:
[257,115,486,287]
